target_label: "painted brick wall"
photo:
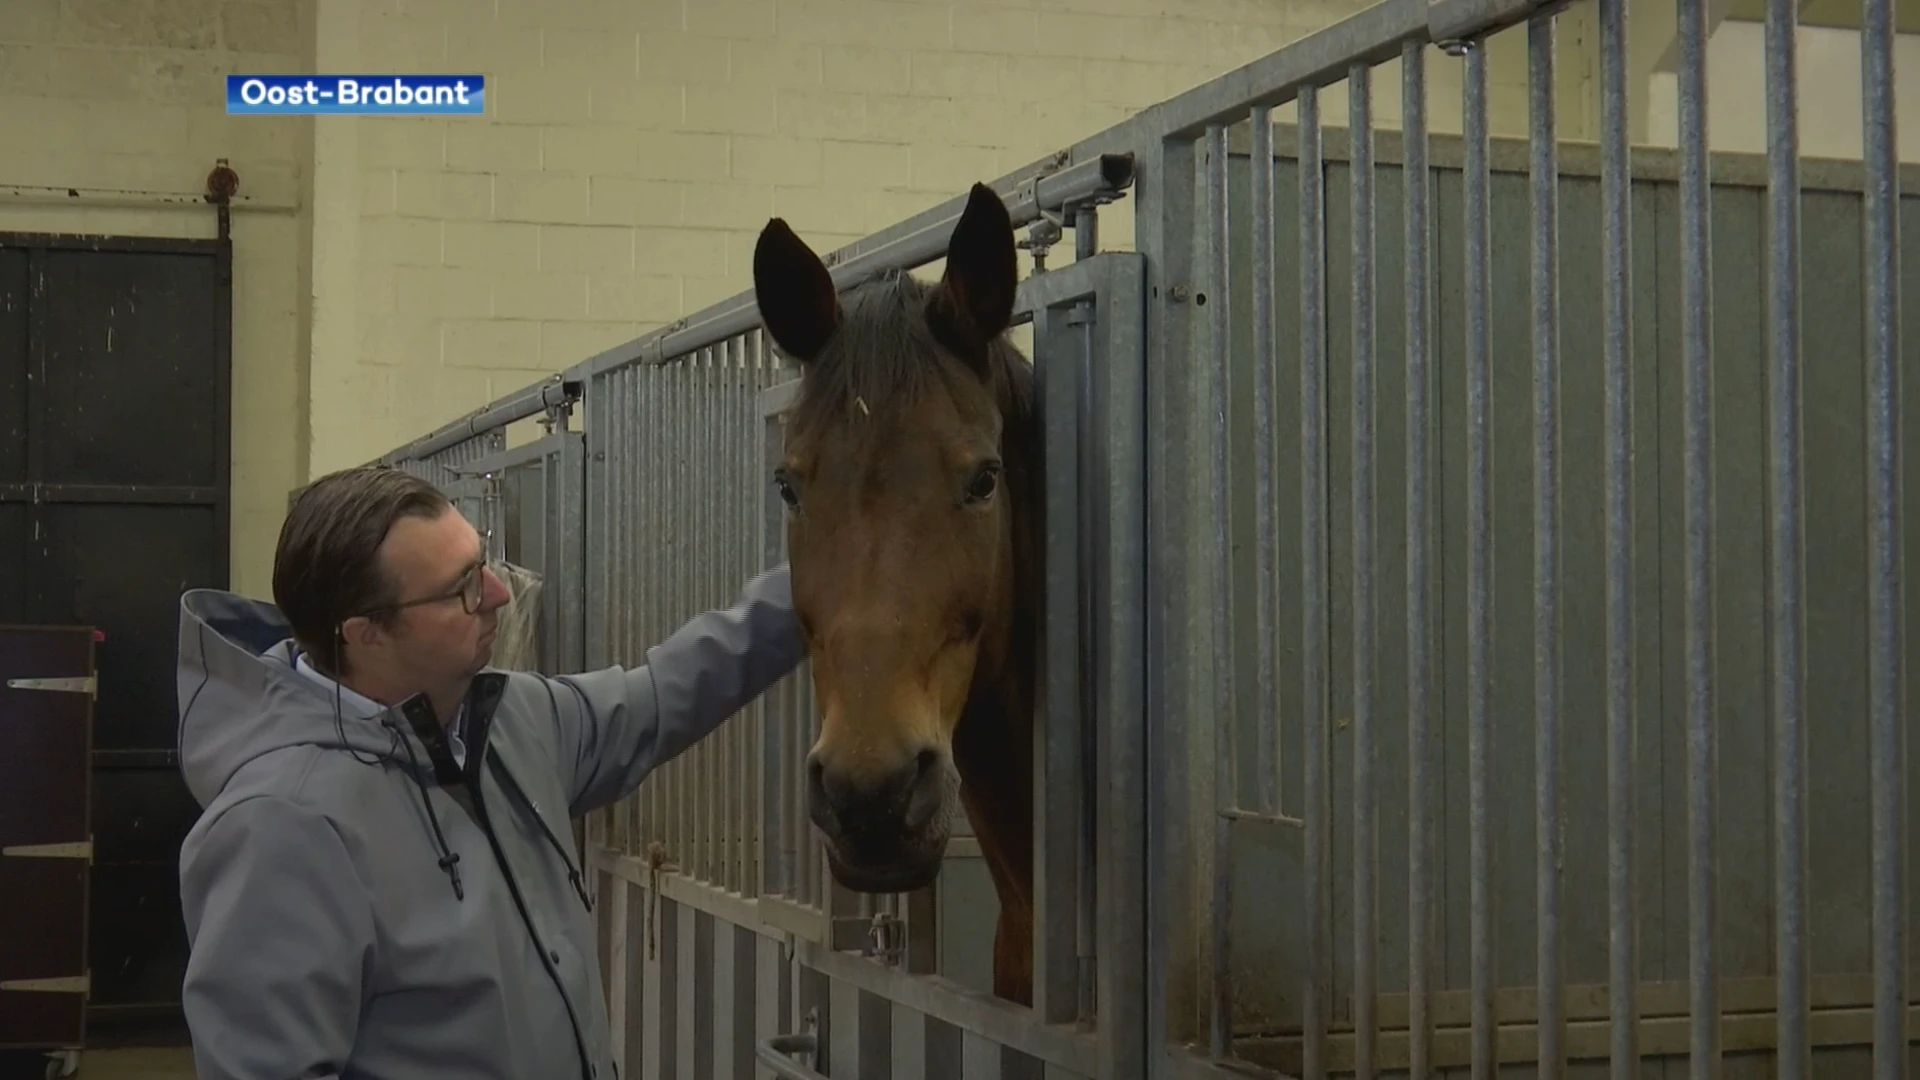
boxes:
[0,0,307,599]
[0,0,1579,596]
[326,0,1578,477]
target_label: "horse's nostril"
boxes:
[805,753,833,828]
[904,748,944,832]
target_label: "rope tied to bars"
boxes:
[644,840,676,960]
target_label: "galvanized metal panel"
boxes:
[367,5,1920,1074]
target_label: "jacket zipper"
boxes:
[491,761,594,914]
[468,777,598,1080]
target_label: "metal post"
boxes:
[1461,37,1497,1080]
[1298,80,1331,1080]
[1348,57,1379,1080]
[1859,0,1908,1074]
[1764,0,1810,1069]
[1528,13,1565,1078]
[1598,0,1639,1071]
[1400,34,1436,1080]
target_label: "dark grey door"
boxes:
[0,233,231,1041]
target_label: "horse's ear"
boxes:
[754,217,839,364]
[928,182,1017,364]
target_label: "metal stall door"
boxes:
[0,234,231,1041]
[750,250,1151,1080]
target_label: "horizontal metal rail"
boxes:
[375,375,579,467]
[448,432,578,477]
[562,153,1135,381]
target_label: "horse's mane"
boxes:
[786,268,1035,444]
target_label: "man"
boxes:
[173,464,803,1080]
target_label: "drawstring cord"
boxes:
[385,717,465,901]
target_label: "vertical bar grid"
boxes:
[1298,80,1330,1080]
[1461,39,1496,1080]
[1400,35,1435,1080]
[1528,14,1565,1078]
[1598,0,1639,1070]
[1859,0,1907,1072]
[1347,58,1379,1080]
[1764,0,1809,1070]
[1203,119,1236,1061]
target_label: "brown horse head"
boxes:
[751,183,1037,900]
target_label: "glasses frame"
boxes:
[359,562,487,619]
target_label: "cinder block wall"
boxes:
[1,0,1610,597]
[316,0,1407,484]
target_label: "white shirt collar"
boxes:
[290,649,469,767]
[293,649,389,717]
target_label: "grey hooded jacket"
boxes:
[173,566,803,1080]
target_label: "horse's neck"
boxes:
[952,681,1035,907]
[949,364,1043,902]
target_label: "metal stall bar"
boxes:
[1349,58,1379,1080]
[1460,35,1496,1080]
[1088,252,1150,1080]
[1073,205,1102,1025]
[1250,104,1280,828]
[1035,256,1089,1024]
[1527,11,1564,1077]
[1676,0,1719,1074]
[1299,80,1331,1080]
[1860,0,1908,1073]
[1140,123,1198,1080]
[1597,0,1639,1072]
[377,376,577,467]
[1203,119,1237,1062]
[1400,34,1435,1080]
[1765,0,1810,1070]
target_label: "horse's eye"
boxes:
[774,475,800,509]
[965,464,999,503]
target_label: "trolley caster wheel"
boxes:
[44,1050,78,1079]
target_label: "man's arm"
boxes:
[178,795,374,1080]
[545,563,805,817]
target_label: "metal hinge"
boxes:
[6,676,96,697]
[2,840,92,859]
[0,975,89,994]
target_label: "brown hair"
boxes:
[272,465,451,678]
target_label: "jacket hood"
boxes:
[175,588,451,809]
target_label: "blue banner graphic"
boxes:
[226,74,487,115]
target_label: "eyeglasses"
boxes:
[364,563,486,618]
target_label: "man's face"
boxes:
[367,507,512,693]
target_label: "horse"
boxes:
[751,182,1042,1007]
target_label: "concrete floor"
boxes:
[77,1049,195,1079]
[0,1048,195,1080]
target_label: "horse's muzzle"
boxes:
[806,745,954,891]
